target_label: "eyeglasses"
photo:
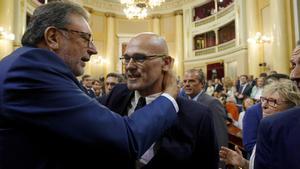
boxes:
[57,27,94,48]
[260,96,278,107]
[120,54,166,65]
[260,96,288,108]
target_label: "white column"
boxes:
[270,0,289,74]
[215,29,218,50]
[105,13,116,74]
[235,0,247,46]
[175,10,184,79]
[152,15,160,35]
[246,0,260,77]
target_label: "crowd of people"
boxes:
[0,1,300,169]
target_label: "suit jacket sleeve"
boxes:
[254,118,272,169]
[243,103,262,154]
[207,98,228,148]
[1,48,177,158]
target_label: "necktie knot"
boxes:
[135,97,146,111]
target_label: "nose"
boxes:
[125,58,136,70]
[261,99,268,107]
[87,41,98,55]
[291,66,300,78]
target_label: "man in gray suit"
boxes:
[183,68,228,168]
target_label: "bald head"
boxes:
[125,32,168,56]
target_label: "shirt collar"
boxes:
[188,90,204,101]
[134,91,162,105]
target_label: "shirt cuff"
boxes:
[161,93,179,112]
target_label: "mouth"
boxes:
[127,72,141,81]
[184,88,191,92]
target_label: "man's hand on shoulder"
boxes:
[162,58,179,99]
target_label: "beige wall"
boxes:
[86,11,107,79]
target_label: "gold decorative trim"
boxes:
[151,14,161,19]
[174,10,183,16]
[217,3,234,18]
[105,12,116,17]
[195,47,216,56]
[82,0,196,14]
[194,15,215,27]
[217,39,236,51]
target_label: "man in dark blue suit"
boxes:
[255,42,300,169]
[0,2,180,169]
[101,33,219,169]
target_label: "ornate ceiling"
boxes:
[82,0,197,15]
[102,0,175,3]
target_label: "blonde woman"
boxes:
[219,79,300,169]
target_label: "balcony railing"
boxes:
[194,3,234,28]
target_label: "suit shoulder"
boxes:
[262,107,300,127]
[177,97,212,118]
[104,84,131,104]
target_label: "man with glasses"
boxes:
[102,32,219,169]
[0,2,180,169]
[255,41,300,169]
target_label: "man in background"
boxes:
[183,69,228,168]
[81,74,96,98]
[105,72,124,94]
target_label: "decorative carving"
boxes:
[84,6,94,13]
[82,0,196,14]
[105,12,116,17]
[174,10,183,16]
[151,14,161,19]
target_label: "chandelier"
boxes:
[247,32,271,44]
[120,0,165,19]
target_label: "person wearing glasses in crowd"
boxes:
[242,73,289,157]
[0,2,180,169]
[219,79,300,169]
[101,32,219,169]
[254,41,300,169]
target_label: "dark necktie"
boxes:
[134,97,146,111]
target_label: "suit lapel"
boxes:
[120,91,134,116]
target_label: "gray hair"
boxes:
[185,68,205,84]
[263,79,300,106]
[106,72,124,83]
[21,1,89,47]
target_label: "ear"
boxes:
[162,56,174,72]
[43,27,60,50]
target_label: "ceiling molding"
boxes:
[82,0,196,15]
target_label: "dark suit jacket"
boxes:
[102,84,219,169]
[195,92,228,149]
[0,47,177,169]
[237,83,252,96]
[242,103,262,155]
[214,83,224,93]
[255,107,300,169]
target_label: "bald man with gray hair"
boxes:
[102,32,219,169]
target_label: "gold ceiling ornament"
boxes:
[120,0,165,19]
